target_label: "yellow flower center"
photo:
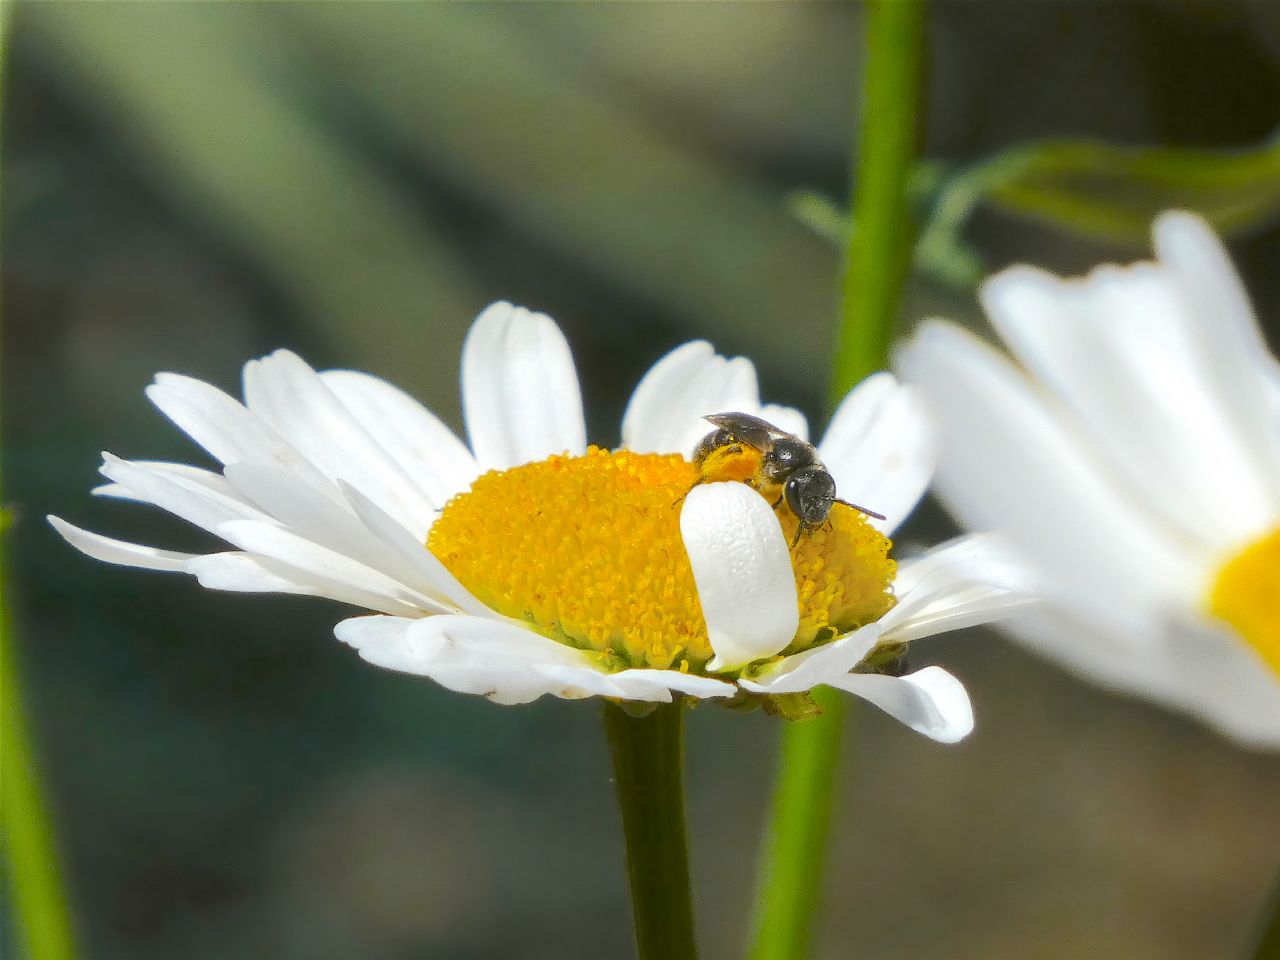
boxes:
[1208,527,1280,675]
[427,447,895,673]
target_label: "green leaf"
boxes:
[788,184,984,290]
[786,190,849,247]
[979,133,1280,245]
[791,133,1280,293]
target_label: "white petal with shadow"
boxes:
[146,373,332,495]
[215,519,440,617]
[48,516,196,572]
[819,373,935,536]
[242,350,435,533]
[680,483,798,672]
[983,258,1274,549]
[321,369,480,515]
[335,614,610,705]
[622,340,761,456]
[829,666,974,743]
[462,302,587,471]
[896,321,1200,629]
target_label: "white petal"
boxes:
[320,369,480,515]
[1004,609,1280,749]
[885,588,1035,644]
[621,340,761,456]
[895,321,1201,629]
[883,534,1037,643]
[48,516,195,572]
[679,483,798,672]
[608,668,738,700]
[1154,211,1280,506]
[1158,619,1280,748]
[242,350,437,534]
[738,624,882,695]
[184,551,330,595]
[891,533,1030,596]
[336,481,494,618]
[146,373,332,493]
[743,535,1038,697]
[334,614,607,705]
[99,454,268,534]
[982,257,1275,549]
[216,519,439,617]
[92,461,241,503]
[829,667,974,743]
[223,461,449,598]
[461,302,587,470]
[819,373,935,535]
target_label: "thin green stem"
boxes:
[831,0,928,401]
[1,627,78,960]
[750,4,927,959]
[604,701,697,960]
[748,688,845,960]
[1247,869,1280,960]
[0,5,77,956]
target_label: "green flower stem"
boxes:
[831,0,928,399]
[604,701,698,960]
[1248,870,1280,960]
[748,687,846,960]
[0,6,78,957]
[1,623,77,960]
[750,4,927,959]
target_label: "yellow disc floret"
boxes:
[1209,527,1280,675]
[428,447,895,673]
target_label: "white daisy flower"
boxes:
[51,302,1023,742]
[896,211,1280,748]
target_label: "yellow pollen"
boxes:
[427,448,896,673]
[1208,527,1280,676]
[698,443,763,486]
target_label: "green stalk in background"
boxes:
[604,701,698,960]
[0,623,78,960]
[831,0,928,396]
[0,5,78,957]
[1248,870,1280,960]
[749,4,927,959]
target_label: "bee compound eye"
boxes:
[785,468,836,524]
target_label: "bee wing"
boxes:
[703,411,795,451]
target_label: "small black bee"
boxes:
[693,411,885,547]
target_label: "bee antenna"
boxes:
[835,498,887,522]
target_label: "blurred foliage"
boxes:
[795,132,1280,291]
[6,3,1280,960]
[978,132,1280,241]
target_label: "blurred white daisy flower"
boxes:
[897,211,1280,747]
[52,303,1022,742]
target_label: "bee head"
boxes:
[784,466,836,525]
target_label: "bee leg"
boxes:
[771,495,784,510]
[790,524,805,550]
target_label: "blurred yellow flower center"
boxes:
[427,447,895,672]
[1209,528,1280,675]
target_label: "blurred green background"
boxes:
[7,3,1280,958]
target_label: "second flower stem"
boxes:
[750,3,928,958]
[748,687,846,960]
[604,700,698,960]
